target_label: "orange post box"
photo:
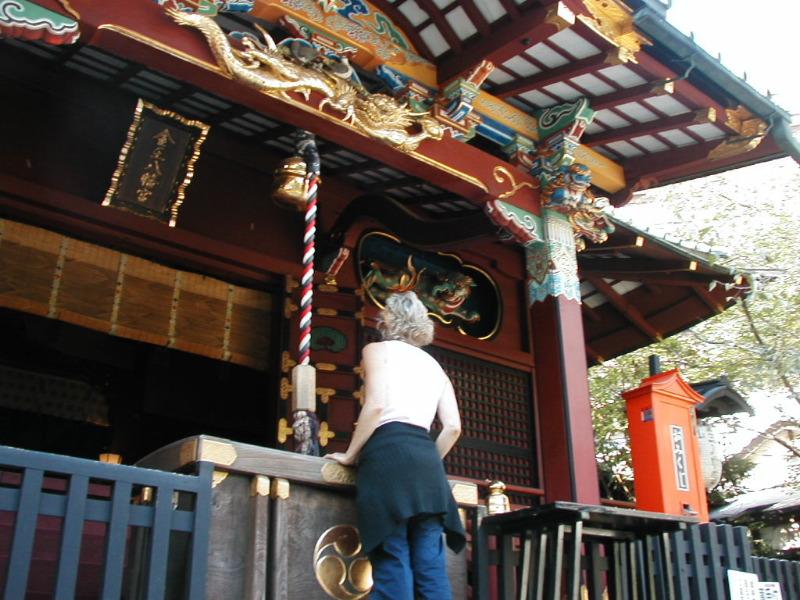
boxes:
[622,369,709,522]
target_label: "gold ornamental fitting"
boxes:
[488,480,507,493]
[272,156,309,211]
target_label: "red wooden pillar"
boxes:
[532,294,600,503]
[505,97,604,504]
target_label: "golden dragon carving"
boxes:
[167,9,444,153]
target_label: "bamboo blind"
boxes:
[0,218,274,370]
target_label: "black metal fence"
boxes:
[0,445,212,599]
[476,504,800,600]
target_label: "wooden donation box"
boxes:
[622,370,709,522]
[137,435,473,599]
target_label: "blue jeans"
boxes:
[368,515,452,600]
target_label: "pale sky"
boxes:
[666,0,800,120]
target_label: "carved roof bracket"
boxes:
[578,0,651,63]
[708,106,770,161]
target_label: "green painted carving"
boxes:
[311,326,348,353]
[0,0,80,45]
[358,232,501,340]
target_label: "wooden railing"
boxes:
[0,445,213,599]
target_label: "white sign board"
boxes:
[729,570,759,600]
[728,570,783,600]
[757,582,783,600]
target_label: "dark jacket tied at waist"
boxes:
[356,422,466,554]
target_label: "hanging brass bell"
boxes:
[272,156,309,211]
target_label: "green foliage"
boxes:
[590,159,800,497]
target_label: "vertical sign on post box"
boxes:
[622,369,709,522]
[671,425,690,491]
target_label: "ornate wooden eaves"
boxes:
[0,0,80,45]
[80,3,539,209]
[436,1,576,83]
[491,51,626,99]
[577,0,651,63]
[582,108,716,147]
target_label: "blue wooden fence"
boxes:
[753,555,800,600]
[0,445,212,599]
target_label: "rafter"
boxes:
[416,0,463,53]
[492,51,623,97]
[437,1,575,83]
[620,134,784,188]
[325,158,383,177]
[497,0,521,19]
[459,0,491,37]
[579,237,645,254]
[582,108,716,147]
[589,80,674,112]
[579,258,701,274]
[631,52,745,137]
[585,344,605,365]
[566,20,740,137]
[586,276,661,341]
[581,303,602,322]
[368,176,423,192]
[265,123,297,140]
[692,285,725,314]
[582,272,720,286]
[401,192,466,206]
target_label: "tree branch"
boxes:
[741,299,800,407]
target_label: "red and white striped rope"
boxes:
[298,172,318,365]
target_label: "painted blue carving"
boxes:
[475,117,515,146]
[375,65,408,94]
[527,272,581,304]
[337,0,369,20]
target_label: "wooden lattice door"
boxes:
[428,347,539,494]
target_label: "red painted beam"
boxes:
[583,108,716,147]
[492,51,621,98]
[437,2,574,83]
